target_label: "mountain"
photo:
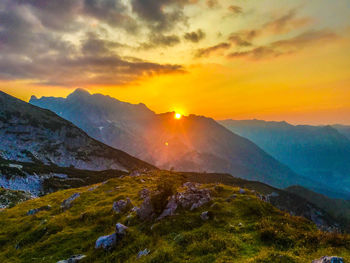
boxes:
[0,90,154,172]
[219,119,350,199]
[30,89,306,189]
[333,124,350,140]
[0,170,348,263]
[286,185,350,229]
[0,91,155,195]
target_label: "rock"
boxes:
[312,256,344,263]
[115,223,128,236]
[137,248,150,258]
[183,182,200,191]
[239,188,246,194]
[113,198,133,213]
[88,185,98,191]
[130,170,141,177]
[61,193,80,211]
[238,222,243,227]
[177,183,211,211]
[136,196,154,221]
[57,254,86,263]
[157,195,178,220]
[139,188,150,199]
[27,205,51,215]
[95,233,117,250]
[200,211,210,221]
[131,206,139,212]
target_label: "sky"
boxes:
[0,0,350,125]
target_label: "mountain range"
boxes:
[219,119,350,199]
[30,89,309,189]
[0,90,154,195]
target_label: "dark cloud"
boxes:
[140,34,181,49]
[0,0,184,86]
[130,0,196,32]
[184,29,206,43]
[83,0,139,32]
[228,30,337,60]
[195,42,231,58]
[227,5,242,15]
[81,32,124,55]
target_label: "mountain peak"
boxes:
[67,88,91,99]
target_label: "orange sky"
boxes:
[1,0,350,125]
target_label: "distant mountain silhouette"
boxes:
[332,124,350,140]
[0,90,154,172]
[220,119,350,199]
[30,89,307,189]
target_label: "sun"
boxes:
[174,112,182,119]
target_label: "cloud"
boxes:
[228,34,253,47]
[228,30,337,60]
[228,9,312,47]
[130,0,197,32]
[263,9,312,35]
[195,42,231,58]
[139,34,181,49]
[184,29,206,43]
[227,5,242,15]
[83,0,138,32]
[206,0,219,9]
[0,0,184,86]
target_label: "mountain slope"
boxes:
[0,90,155,172]
[219,119,350,199]
[30,89,305,189]
[333,124,350,140]
[0,171,349,263]
[286,185,350,229]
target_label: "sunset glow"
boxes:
[0,0,349,124]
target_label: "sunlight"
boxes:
[174,113,182,119]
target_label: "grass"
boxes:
[0,170,349,263]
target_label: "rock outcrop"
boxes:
[27,205,51,215]
[137,249,150,258]
[57,254,86,263]
[312,256,344,263]
[157,182,211,220]
[113,198,133,213]
[61,193,80,211]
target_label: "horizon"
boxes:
[3,87,350,126]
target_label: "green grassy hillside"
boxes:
[0,171,349,263]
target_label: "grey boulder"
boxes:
[95,233,117,250]
[312,256,344,263]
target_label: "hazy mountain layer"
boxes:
[219,119,350,199]
[30,89,305,189]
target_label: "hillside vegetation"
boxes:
[0,171,349,263]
